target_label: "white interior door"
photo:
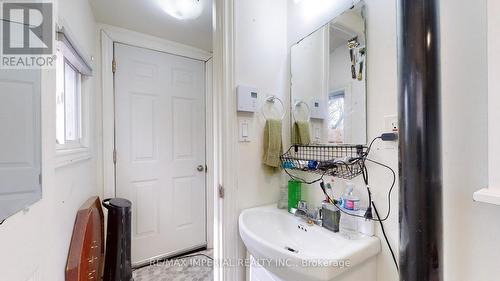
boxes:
[114,43,206,264]
[0,70,42,221]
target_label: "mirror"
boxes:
[0,69,42,222]
[291,2,367,145]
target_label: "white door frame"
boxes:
[213,0,242,280]
[100,24,215,249]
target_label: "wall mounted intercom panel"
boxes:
[237,85,259,113]
[310,99,326,119]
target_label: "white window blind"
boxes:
[56,28,93,76]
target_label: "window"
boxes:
[328,93,344,130]
[56,58,82,148]
[55,29,93,166]
[328,91,345,143]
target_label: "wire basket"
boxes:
[280,144,367,180]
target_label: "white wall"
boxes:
[234,0,289,210]
[0,1,99,280]
[287,1,399,281]
[234,0,289,279]
[441,0,500,280]
[487,0,500,191]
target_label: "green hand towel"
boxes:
[263,119,283,168]
[293,121,311,145]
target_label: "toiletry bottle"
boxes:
[288,180,302,213]
[341,183,360,211]
[339,183,361,239]
[277,183,288,209]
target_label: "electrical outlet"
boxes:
[384,115,399,132]
[384,115,398,150]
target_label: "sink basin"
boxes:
[239,205,381,281]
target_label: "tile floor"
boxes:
[133,249,214,281]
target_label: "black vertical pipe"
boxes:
[398,0,442,280]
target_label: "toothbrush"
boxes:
[348,37,359,79]
[326,183,335,204]
[358,60,364,81]
[358,48,366,81]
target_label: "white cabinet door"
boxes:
[0,70,42,221]
[115,43,206,264]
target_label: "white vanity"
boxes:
[239,205,380,281]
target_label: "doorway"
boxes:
[113,43,207,265]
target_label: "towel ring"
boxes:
[262,96,286,121]
[293,100,311,122]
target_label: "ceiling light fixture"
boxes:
[159,0,204,20]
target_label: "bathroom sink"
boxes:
[239,205,381,281]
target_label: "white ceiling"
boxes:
[89,0,213,51]
[329,8,365,53]
[330,24,355,51]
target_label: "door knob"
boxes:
[197,165,205,172]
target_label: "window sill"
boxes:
[55,147,91,168]
[473,188,500,206]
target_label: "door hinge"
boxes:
[113,149,117,164]
[112,59,117,73]
[218,184,225,199]
[39,174,42,185]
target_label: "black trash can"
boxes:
[102,198,133,281]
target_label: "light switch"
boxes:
[242,123,249,137]
[239,119,251,142]
[314,125,321,141]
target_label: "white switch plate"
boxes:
[314,124,321,141]
[239,119,251,142]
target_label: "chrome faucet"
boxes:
[293,200,322,226]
